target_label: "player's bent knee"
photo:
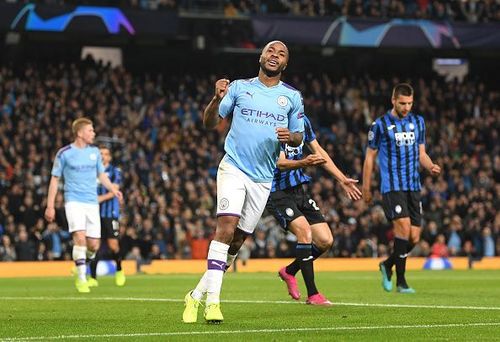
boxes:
[108,240,120,252]
[72,230,86,244]
[87,240,100,253]
[215,215,239,243]
[411,235,420,245]
[293,226,312,243]
[229,229,247,253]
[318,237,334,251]
[214,224,237,244]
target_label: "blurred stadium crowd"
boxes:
[3,0,500,23]
[0,59,498,262]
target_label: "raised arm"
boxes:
[276,129,303,147]
[278,91,305,147]
[288,132,303,147]
[203,78,230,129]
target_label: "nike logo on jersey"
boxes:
[302,256,314,262]
[388,125,396,130]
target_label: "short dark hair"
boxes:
[392,83,414,98]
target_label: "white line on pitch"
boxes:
[2,322,500,341]
[1,296,500,311]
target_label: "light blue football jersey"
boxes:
[219,77,304,182]
[51,144,105,204]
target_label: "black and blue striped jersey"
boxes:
[271,115,316,192]
[97,164,122,219]
[367,111,425,194]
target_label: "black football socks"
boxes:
[394,237,409,287]
[296,243,318,297]
[286,243,323,276]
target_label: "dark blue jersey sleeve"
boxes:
[368,120,382,150]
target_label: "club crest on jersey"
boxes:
[277,96,288,107]
[89,153,97,160]
[219,198,229,210]
[409,123,415,130]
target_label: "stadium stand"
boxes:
[1,0,499,22]
[0,58,498,262]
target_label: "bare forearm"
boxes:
[287,132,303,147]
[46,177,59,208]
[99,174,116,193]
[420,152,434,171]
[203,97,222,129]
[317,148,347,183]
[362,157,374,191]
[98,192,115,203]
[277,158,308,171]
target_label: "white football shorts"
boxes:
[216,158,272,234]
[65,202,101,238]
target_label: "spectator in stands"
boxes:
[446,215,463,256]
[0,58,497,262]
[1,234,16,261]
[2,0,500,22]
[430,234,449,258]
[15,227,36,261]
[42,222,71,260]
[482,227,495,257]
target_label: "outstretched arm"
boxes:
[308,139,362,201]
[203,79,230,129]
[277,151,326,171]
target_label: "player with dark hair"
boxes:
[268,114,362,305]
[88,145,125,288]
[183,40,304,324]
[187,114,362,306]
[363,83,441,293]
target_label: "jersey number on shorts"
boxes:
[309,199,320,211]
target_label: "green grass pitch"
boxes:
[0,270,499,341]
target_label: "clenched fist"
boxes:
[215,79,230,100]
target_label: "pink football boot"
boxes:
[306,293,333,306]
[278,267,301,300]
